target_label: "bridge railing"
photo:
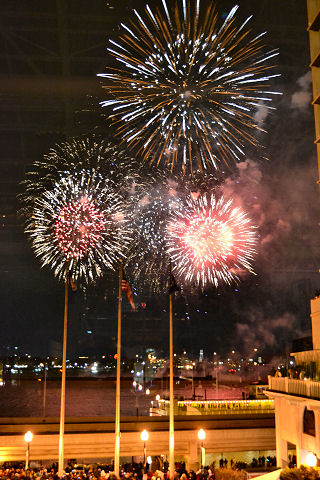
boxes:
[152,398,274,415]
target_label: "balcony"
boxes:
[268,375,320,399]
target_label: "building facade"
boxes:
[267,296,320,467]
[307,0,320,180]
[266,1,320,468]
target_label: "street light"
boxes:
[140,429,149,472]
[198,429,206,468]
[24,431,33,469]
[192,362,196,399]
[40,362,47,417]
[306,452,317,467]
[213,353,218,396]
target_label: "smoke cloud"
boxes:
[291,71,312,110]
[221,152,319,272]
[216,85,319,355]
[236,311,305,353]
[254,102,270,125]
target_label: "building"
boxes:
[266,4,320,466]
[267,295,320,467]
[307,0,320,179]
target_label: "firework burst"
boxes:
[125,168,222,292]
[166,193,257,287]
[125,171,178,292]
[55,196,106,260]
[25,169,131,282]
[21,140,134,283]
[20,137,141,217]
[99,0,280,174]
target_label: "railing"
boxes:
[268,375,320,399]
[152,398,274,415]
[310,381,320,398]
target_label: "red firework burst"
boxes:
[166,194,257,286]
[55,197,106,260]
[182,213,235,268]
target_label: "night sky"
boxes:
[0,0,319,359]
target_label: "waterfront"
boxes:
[0,378,247,417]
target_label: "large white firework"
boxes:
[99,0,280,173]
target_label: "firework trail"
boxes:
[99,0,280,174]
[166,193,257,287]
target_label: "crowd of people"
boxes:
[0,457,278,480]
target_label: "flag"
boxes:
[122,274,135,310]
[68,271,78,293]
[169,273,181,294]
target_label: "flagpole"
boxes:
[114,259,122,476]
[169,262,174,480]
[58,259,69,477]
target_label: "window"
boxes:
[303,408,315,436]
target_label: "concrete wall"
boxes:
[268,392,320,468]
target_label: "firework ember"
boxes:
[166,194,257,287]
[55,197,106,260]
[99,0,280,173]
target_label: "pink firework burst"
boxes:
[55,197,106,260]
[25,168,131,283]
[166,194,257,287]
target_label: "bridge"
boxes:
[0,414,275,468]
